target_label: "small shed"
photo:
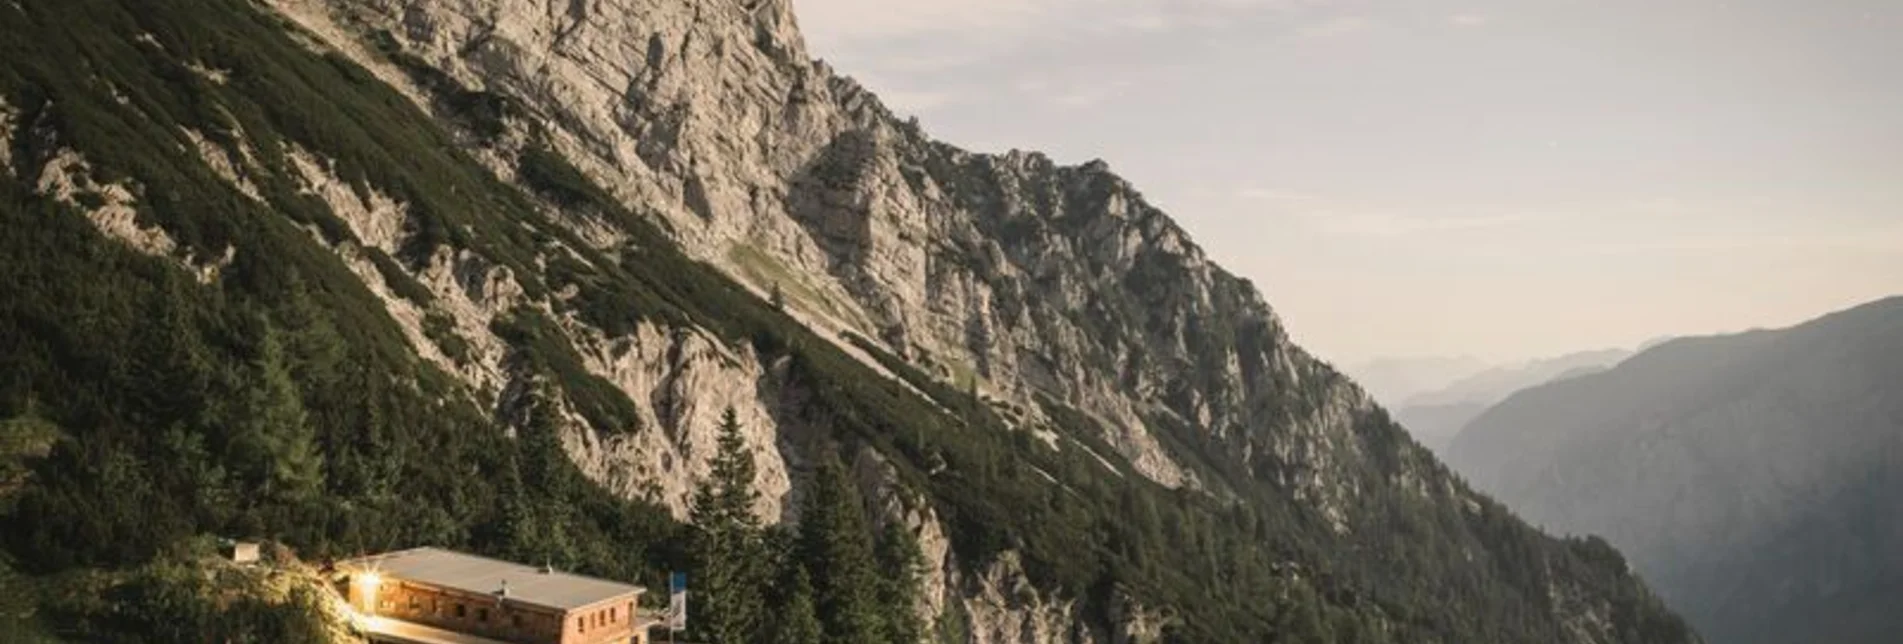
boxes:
[222,540,261,564]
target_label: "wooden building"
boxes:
[339,548,650,644]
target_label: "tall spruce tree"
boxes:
[876,520,928,644]
[771,565,824,644]
[796,454,884,641]
[688,408,767,644]
[219,325,323,513]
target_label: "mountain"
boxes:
[0,0,1696,642]
[1406,349,1633,408]
[1390,349,1631,452]
[1446,297,1903,644]
[1345,355,1491,405]
[1389,401,1491,455]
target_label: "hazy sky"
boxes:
[791,0,1903,365]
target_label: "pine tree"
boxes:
[796,453,883,642]
[689,408,767,644]
[220,324,323,512]
[771,566,824,644]
[252,329,323,504]
[508,386,580,568]
[875,520,928,644]
[1276,582,1335,644]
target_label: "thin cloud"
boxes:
[876,88,959,113]
[795,0,1050,44]
[1448,13,1491,28]
[1014,76,1138,110]
[1236,187,1322,202]
[1578,228,1903,256]
[1104,12,1178,34]
[1295,211,1535,238]
[1049,80,1137,109]
[799,0,1355,50]
[1298,15,1376,39]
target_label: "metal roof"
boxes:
[341,548,644,611]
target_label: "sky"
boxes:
[789,0,1903,366]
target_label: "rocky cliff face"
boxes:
[265,0,1360,629]
[289,0,1409,511]
[286,0,1435,620]
[257,0,1699,640]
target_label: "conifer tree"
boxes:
[876,520,928,644]
[796,454,883,642]
[221,325,323,511]
[689,408,767,644]
[771,566,824,644]
[509,389,581,568]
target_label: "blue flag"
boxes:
[667,572,688,631]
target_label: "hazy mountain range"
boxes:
[1345,355,1492,406]
[1355,349,1637,452]
[1447,296,1903,644]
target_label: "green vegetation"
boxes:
[21,542,351,644]
[770,566,824,644]
[494,310,644,434]
[0,0,1694,642]
[796,455,889,641]
[421,311,471,364]
[726,242,867,329]
[687,410,925,643]
[688,409,768,644]
[0,0,675,635]
[876,520,929,644]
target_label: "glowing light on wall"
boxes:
[355,571,384,616]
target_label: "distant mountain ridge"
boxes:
[1406,348,1633,408]
[1446,296,1903,644]
[1346,355,1491,405]
[1380,348,1633,452]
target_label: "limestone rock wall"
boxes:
[264,0,1473,638]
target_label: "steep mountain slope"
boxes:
[0,0,1695,642]
[1393,349,1630,452]
[1446,297,1903,644]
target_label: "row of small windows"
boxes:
[396,592,521,628]
[385,586,631,636]
[576,605,623,633]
